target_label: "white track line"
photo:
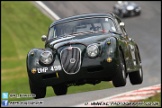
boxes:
[74,84,161,107]
[35,1,60,20]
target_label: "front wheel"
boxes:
[112,50,126,87]
[52,84,68,96]
[29,79,46,99]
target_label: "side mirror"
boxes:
[119,22,125,27]
[41,35,47,42]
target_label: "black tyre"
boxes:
[129,48,143,85]
[129,67,143,84]
[112,49,126,87]
[29,79,46,99]
[52,84,67,96]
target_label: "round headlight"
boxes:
[40,51,53,64]
[87,44,99,58]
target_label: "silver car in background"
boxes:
[113,1,141,18]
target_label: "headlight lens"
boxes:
[87,44,99,58]
[40,51,53,64]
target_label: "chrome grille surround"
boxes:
[60,47,81,74]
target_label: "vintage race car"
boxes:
[113,1,141,18]
[26,13,143,99]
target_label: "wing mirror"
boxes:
[119,22,125,27]
[41,35,47,42]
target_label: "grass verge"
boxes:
[140,92,161,107]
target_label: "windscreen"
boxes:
[48,17,117,40]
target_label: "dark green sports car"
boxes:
[26,13,143,99]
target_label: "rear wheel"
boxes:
[52,84,67,96]
[129,67,143,84]
[129,49,143,85]
[112,49,126,87]
[29,79,46,99]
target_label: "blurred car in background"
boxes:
[113,1,141,18]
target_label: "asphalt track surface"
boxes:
[19,1,161,107]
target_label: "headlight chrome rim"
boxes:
[39,51,53,65]
[87,44,99,58]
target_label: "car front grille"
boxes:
[60,47,81,74]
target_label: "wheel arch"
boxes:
[118,45,127,72]
[135,44,142,63]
